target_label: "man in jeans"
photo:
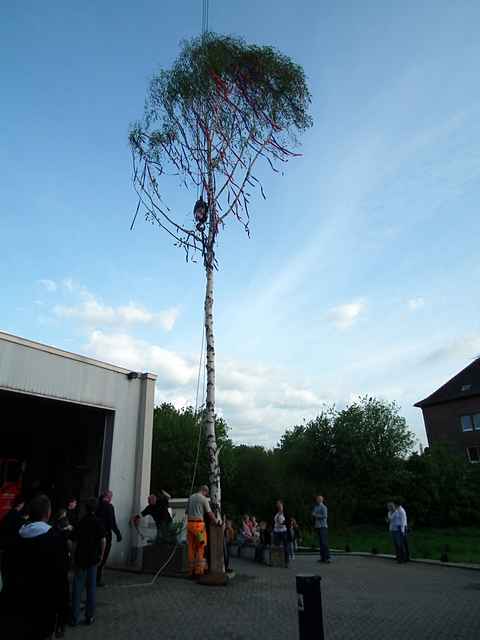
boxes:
[72,497,106,626]
[96,490,122,586]
[389,499,408,563]
[312,495,330,563]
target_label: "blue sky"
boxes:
[2,1,480,446]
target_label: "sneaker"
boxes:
[85,617,95,626]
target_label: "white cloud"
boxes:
[158,308,180,332]
[273,385,326,410]
[38,279,57,292]
[117,303,153,325]
[86,330,196,388]
[421,334,480,366]
[62,278,74,292]
[327,300,366,329]
[55,297,115,324]
[408,297,425,311]
[53,289,179,331]
[84,329,331,446]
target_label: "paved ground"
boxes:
[67,555,480,639]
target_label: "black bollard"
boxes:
[296,574,324,640]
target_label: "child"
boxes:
[288,518,300,560]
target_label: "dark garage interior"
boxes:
[0,389,113,510]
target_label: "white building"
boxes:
[0,330,156,567]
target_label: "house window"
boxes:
[461,415,473,432]
[462,384,472,392]
[474,414,480,430]
[466,447,480,463]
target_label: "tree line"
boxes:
[150,397,480,530]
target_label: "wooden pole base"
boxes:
[197,572,228,586]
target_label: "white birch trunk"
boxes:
[204,153,221,516]
[204,260,221,513]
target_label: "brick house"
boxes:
[415,358,480,463]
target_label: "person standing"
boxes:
[390,499,408,563]
[240,515,254,543]
[0,495,25,593]
[254,520,271,563]
[186,485,219,578]
[66,497,79,533]
[223,516,234,573]
[71,497,106,627]
[96,490,122,586]
[0,494,69,639]
[135,491,172,543]
[288,517,300,560]
[273,500,290,568]
[312,495,330,563]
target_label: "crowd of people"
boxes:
[0,490,122,639]
[185,489,327,578]
[223,496,327,569]
[220,494,410,573]
[0,483,411,636]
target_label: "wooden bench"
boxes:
[228,542,287,567]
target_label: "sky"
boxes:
[2,1,480,447]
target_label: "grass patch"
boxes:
[302,526,480,564]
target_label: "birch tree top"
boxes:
[129,32,312,261]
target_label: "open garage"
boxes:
[0,330,156,567]
[1,389,112,510]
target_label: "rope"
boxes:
[118,315,207,589]
[190,322,206,496]
[202,0,209,38]
[117,1,212,589]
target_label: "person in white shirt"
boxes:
[389,500,408,563]
[272,500,290,567]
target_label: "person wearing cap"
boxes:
[186,485,219,577]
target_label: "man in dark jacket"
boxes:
[135,490,172,542]
[95,490,121,586]
[66,497,79,533]
[71,497,106,626]
[0,495,25,593]
[0,494,69,639]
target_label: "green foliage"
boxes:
[327,525,480,564]
[136,32,312,136]
[150,397,480,534]
[222,445,279,520]
[129,32,312,175]
[150,403,233,497]
[129,32,312,266]
[278,397,415,526]
[400,444,480,527]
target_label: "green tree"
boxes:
[150,403,233,498]
[401,445,480,526]
[130,33,312,519]
[222,445,279,520]
[278,397,415,527]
